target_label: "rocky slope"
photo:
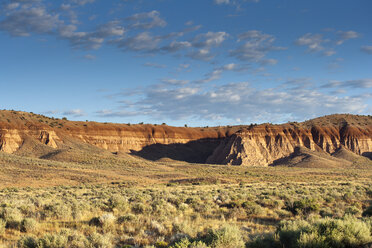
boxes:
[207,115,372,166]
[0,110,371,166]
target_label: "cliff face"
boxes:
[0,110,233,156]
[207,118,372,166]
[0,111,371,166]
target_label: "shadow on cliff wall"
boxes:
[130,138,222,163]
[362,152,372,159]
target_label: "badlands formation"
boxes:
[0,110,371,167]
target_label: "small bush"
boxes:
[21,218,38,233]
[17,236,38,248]
[276,216,372,248]
[37,233,68,248]
[155,241,168,248]
[205,225,245,248]
[286,198,319,215]
[0,219,6,234]
[87,232,112,248]
[1,207,23,229]
[242,202,264,216]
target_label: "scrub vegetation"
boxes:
[0,172,371,247]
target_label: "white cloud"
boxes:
[188,31,228,60]
[215,0,230,4]
[113,32,161,52]
[295,33,327,52]
[322,50,336,56]
[107,81,368,123]
[214,0,260,5]
[321,79,372,89]
[336,30,359,45]
[231,30,285,62]
[63,109,85,117]
[161,79,189,85]
[143,62,167,68]
[361,46,372,54]
[0,6,61,36]
[126,10,166,29]
[70,0,95,5]
[83,54,96,60]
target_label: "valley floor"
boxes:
[0,151,372,247]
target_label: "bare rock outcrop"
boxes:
[207,116,372,166]
[0,111,371,167]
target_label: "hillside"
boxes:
[207,114,372,166]
[0,111,371,168]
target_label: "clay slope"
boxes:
[271,146,352,168]
[207,114,372,166]
[332,146,372,167]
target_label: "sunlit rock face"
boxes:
[0,111,371,166]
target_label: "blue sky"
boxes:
[0,0,371,126]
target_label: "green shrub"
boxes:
[276,216,372,248]
[1,207,23,229]
[87,232,112,248]
[286,198,319,215]
[37,233,68,248]
[107,195,128,212]
[117,214,137,224]
[241,202,264,216]
[246,234,280,248]
[205,225,245,248]
[21,218,38,233]
[17,236,38,248]
[0,219,6,234]
[155,241,168,248]
[170,238,208,248]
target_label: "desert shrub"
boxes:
[275,209,292,218]
[117,214,137,224]
[241,202,264,216]
[277,216,372,248]
[286,198,319,215]
[320,207,334,218]
[99,213,116,227]
[36,233,68,248]
[132,203,149,214]
[246,234,280,248]
[204,225,245,248]
[65,231,89,248]
[21,218,38,233]
[89,213,116,231]
[17,236,38,248]
[41,203,72,220]
[1,207,23,229]
[170,238,208,248]
[344,206,362,216]
[155,240,168,248]
[107,195,128,212]
[87,232,113,248]
[0,219,6,234]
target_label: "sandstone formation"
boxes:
[0,110,234,159]
[207,115,372,166]
[0,110,371,167]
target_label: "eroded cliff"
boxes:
[0,110,371,166]
[207,115,372,166]
[0,110,235,161]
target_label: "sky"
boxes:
[0,0,371,126]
